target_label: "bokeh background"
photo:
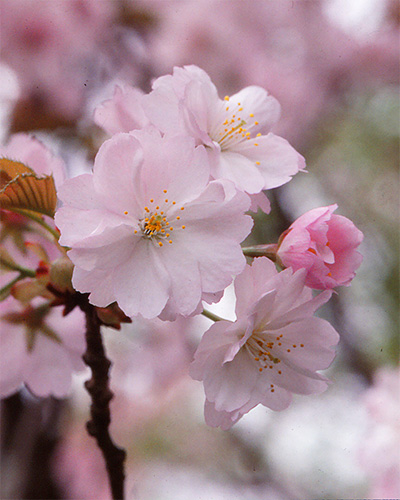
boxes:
[0,0,399,499]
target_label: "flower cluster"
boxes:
[1,65,363,429]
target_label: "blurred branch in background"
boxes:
[0,393,64,499]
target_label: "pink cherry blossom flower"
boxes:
[0,132,66,188]
[55,128,252,320]
[93,84,149,136]
[276,204,364,290]
[0,296,86,398]
[142,65,305,196]
[190,257,339,429]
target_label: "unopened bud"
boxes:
[49,256,74,292]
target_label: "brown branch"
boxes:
[78,294,126,500]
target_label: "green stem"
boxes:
[0,259,36,278]
[0,274,28,300]
[201,309,224,322]
[12,208,60,241]
[242,244,278,261]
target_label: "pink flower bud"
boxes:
[276,204,363,290]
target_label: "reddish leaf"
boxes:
[0,158,57,217]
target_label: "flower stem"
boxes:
[78,294,126,500]
[0,274,26,300]
[242,244,278,261]
[11,208,60,241]
[0,260,36,278]
[202,308,224,322]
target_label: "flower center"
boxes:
[244,331,305,391]
[139,208,173,247]
[210,95,261,152]
[142,213,167,237]
[125,190,186,248]
[245,333,282,372]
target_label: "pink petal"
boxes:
[72,267,116,308]
[93,133,144,215]
[229,86,281,133]
[204,348,258,413]
[157,240,202,317]
[271,317,339,373]
[248,192,271,214]
[94,84,148,135]
[113,240,171,319]
[232,133,305,190]
[132,129,210,204]
[67,225,135,271]
[234,257,278,317]
[214,150,265,194]
[57,174,100,209]
[56,207,126,247]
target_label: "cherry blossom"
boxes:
[0,296,86,398]
[276,204,364,290]
[55,128,252,320]
[93,84,149,137]
[190,257,339,429]
[142,65,305,195]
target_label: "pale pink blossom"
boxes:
[55,128,252,320]
[138,1,360,147]
[142,65,305,196]
[276,204,363,290]
[93,84,149,136]
[0,133,66,188]
[190,257,339,429]
[0,296,86,398]
[359,366,400,499]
